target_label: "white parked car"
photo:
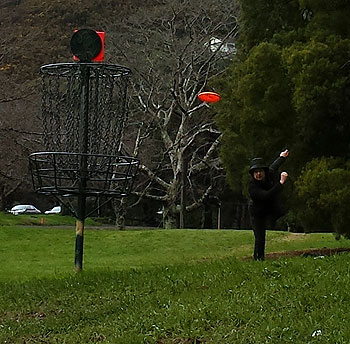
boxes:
[45,206,62,215]
[9,204,41,215]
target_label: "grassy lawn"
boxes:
[2,214,350,343]
[1,224,349,281]
[0,212,101,227]
[2,251,350,343]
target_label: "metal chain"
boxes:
[36,63,135,196]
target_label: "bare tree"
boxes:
[103,0,239,228]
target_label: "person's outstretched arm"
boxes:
[269,149,289,172]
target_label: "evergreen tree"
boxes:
[214,0,350,231]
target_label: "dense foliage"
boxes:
[295,157,350,237]
[215,0,350,233]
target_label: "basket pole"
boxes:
[74,64,90,272]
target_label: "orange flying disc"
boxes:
[198,91,221,103]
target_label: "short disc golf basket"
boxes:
[29,30,139,271]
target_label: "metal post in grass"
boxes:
[29,29,139,272]
[74,63,89,272]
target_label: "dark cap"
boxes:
[249,157,268,176]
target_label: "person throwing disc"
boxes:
[248,149,289,261]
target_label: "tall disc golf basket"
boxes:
[29,56,139,272]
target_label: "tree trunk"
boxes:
[116,211,126,230]
[163,210,178,229]
[114,199,126,230]
[0,189,5,211]
[202,204,213,229]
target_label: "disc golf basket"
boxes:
[29,29,139,271]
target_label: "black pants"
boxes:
[252,216,267,261]
[250,201,285,260]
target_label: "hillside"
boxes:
[0,0,159,81]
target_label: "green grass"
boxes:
[2,216,350,343]
[0,211,100,226]
[2,254,350,343]
[1,225,349,281]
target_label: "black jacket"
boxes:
[248,156,286,218]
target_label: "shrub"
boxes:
[294,157,350,237]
